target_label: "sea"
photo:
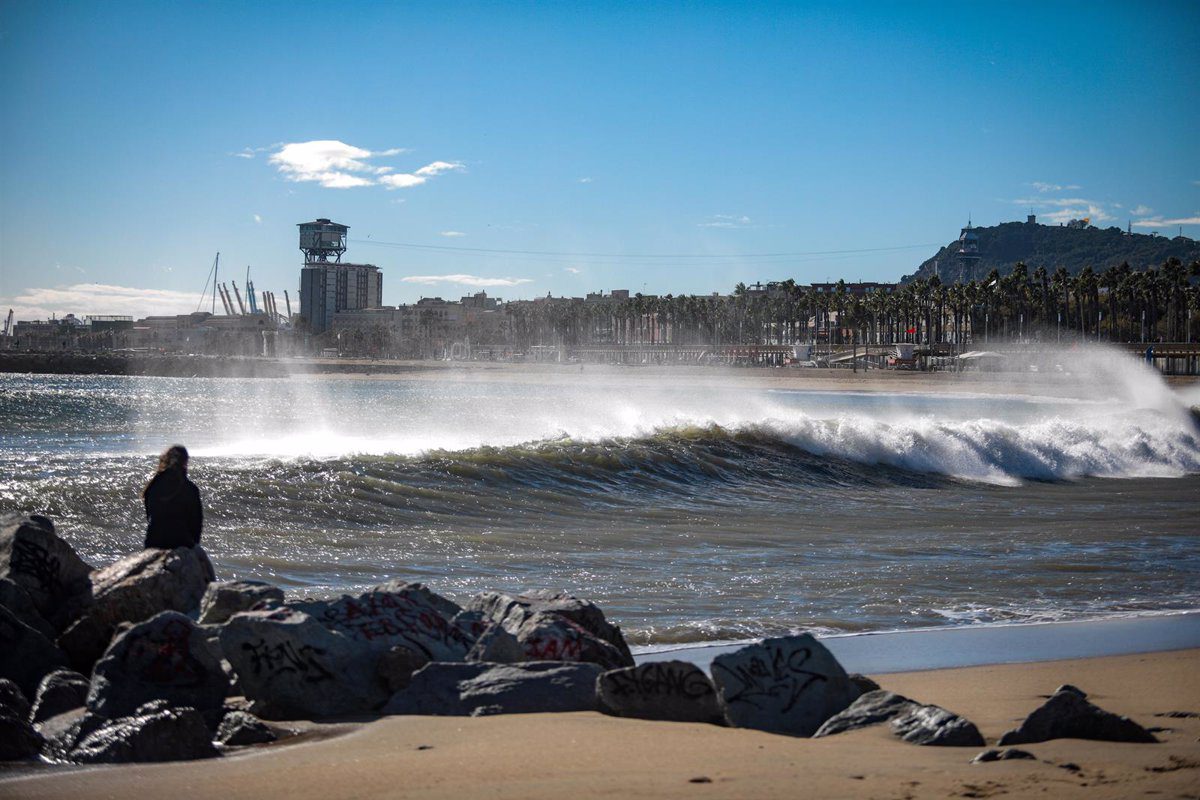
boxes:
[3,349,1199,650]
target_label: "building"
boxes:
[297,219,383,334]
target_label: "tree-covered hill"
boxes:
[902,221,1200,284]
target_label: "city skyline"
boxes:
[2,1,1198,320]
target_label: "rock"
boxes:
[1054,684,1086,698]
[291,586,473,662]
[87,611,228,722]
[466,589,634,665]
[0,677,31,721]
[0,577,56,639]
[0,714,43,761]
[70,703,218,763]
[891,704,986,746]
[58,546,215,672]
[511,611,629,670]
[0,604,69,697]
[384,661,603,716]
[465,622,524,664]
[998,687,1158,745]
[215,710,277,746]
[972,748,1037,763]
[710,634,861,737]
[376,645,431,694]
[849,673,882,694]
[0,514,93,630]
[34,707,95,762]
[198,580,285,625]
[597,660,724,724]
[220,606,383,719]
[813,690,918,737]
[374,580,462,620]
[31,669,90,723]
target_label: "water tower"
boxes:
[298,218,348,263]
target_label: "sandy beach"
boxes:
[5,647,1197,800]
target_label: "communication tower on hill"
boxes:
[298,218,348,264]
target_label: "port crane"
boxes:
[2,309,12,337]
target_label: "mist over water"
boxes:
[2,346,1198,645]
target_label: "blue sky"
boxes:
[2,1,1198,319]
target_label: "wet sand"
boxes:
[6,648,1197,800]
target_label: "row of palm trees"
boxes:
[501,258,1200,351]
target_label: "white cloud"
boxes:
[400,274,532,288]
[1132,215,1200,228]
[439,231,466,237]
[578,177,593,184]
[1029,181,1081,193]
[1,283,199,321]
[267,141,458,190]
[563,267,583,274]
[253,214,263,224]
[1130,204,1153,216]
[699,214,754,229]
[1013,196,1115,224]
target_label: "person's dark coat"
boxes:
[143,468,203,548]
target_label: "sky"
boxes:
[1,1,1198,320]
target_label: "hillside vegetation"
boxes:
[903,221,1200,284]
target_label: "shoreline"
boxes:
[6,647,1197,799]
[635,610,1200,674]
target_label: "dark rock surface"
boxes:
[813,690,918,737]
[384,661,603,717]
[376,645,431,694]
[891,704,986,746]
[0,604,69,697]
[511,611,629,670]
[87,611,228,722]
[70,703,218,763]
[848,673,882,694]
[198,580,285,625]
[0,577,56,639]
[0,514,93,630]
[31,669,90,723]
[34,707,95,762]
[467,589,634,665]
[290,585,472,663]
[0,713,43,761]
[597,660,725,724]
[59,546,215,672]
[215,710,278,746]
[464,621,524,664]
[710,634,861,737]
[220,606,383,719]
[0,677,31,721]
[998,687,1158,745]
[374,580,462,620]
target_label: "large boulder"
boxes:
[198,580,285,625]
[34,707,97,763]
[814,690,918,737]
[219,606,384,719]
[383,661,603,717]
[31,669,90,723]
[0,677,31,721]
[58,546,215,671]
[466,590,633,665]
[0,604,69,697]
[598,660,725,724]
[87,611,228,722]
[291,585,473,663]
[710,634,861,737]
[891,704,985,746]
[0,514,93,630]
[0,577,56,639]
[70,702,218,763]
[998,687,1158,745]
[510,611,629,670]
[374,580,462,620]
[376,645,431,694]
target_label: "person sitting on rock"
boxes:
[142,445,203,549]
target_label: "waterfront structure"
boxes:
[298,219,383,334]
[954,220,982,282]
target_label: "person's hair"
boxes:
[157,445,189,474]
